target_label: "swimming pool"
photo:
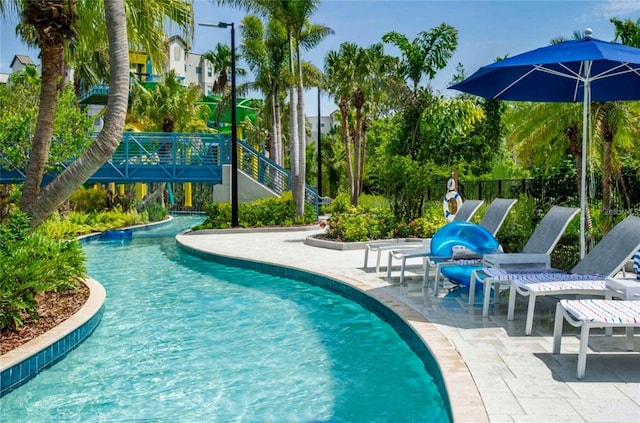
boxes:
[0,216,450,422]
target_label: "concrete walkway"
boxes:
[177,226,640,423]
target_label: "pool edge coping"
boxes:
[176,232,489,423]
[0,217,176,397]
[0,278,106,397]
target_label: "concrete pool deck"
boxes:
[177,226,640,423]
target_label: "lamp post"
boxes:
[317,87,322,199]
[200,21,238,227]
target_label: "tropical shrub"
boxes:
[38,208,149,239]
[195,192,316,230]
[0,210,86,331]
[323,201,446,242]
[145,203,168,222]
[70,186,110,213]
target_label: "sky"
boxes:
[2,0,640,116]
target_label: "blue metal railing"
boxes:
[237,140,322,214]
[0,132,322,212]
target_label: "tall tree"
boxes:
[240,15,288,166]
[218,0,332,216]
[382,23,458,97]
[1,0,194,227]
[17,0,78,217]
[325,42,395,206]
[22,0,130,228]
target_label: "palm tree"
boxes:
[1,0,194,227]
[24,0,130,228]
[218,0,332,217]
[382,24,458,97]
[240,15,289,166]
[201,42,248,131]
[325,42,395,206]
[16,0,78,218]
[128,70,211,208]
[592,101,638,227]
[505,101,595,238]
[202,43,248,95]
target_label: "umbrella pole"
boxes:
[580,62,592,259]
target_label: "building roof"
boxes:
[10,54,35,68]
[167,35,189,50]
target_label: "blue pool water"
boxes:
[1,216,450,422]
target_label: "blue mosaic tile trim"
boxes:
[0,305,104,398]
[179,243,452,419]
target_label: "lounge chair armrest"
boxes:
[483,253,550,269]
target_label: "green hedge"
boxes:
[194,192,317,230]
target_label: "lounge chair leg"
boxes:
[469,271,477,306]
[433,271,441,297]
[483,280,492,317]
[577,325,590,379]
[421,262,429,296]
[626,327,634,351]
[363,248,370,268]
[507,282,517,321]
[400,257,406,286]
[552,303,564,354]
[525,294,537,335]
[386,252,393,279]
[375,250,382,273]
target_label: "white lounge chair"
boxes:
[553,298,640,379]
[363,199,484,274]
[485,214,640,335]
[465,206,580,314]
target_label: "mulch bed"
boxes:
[0,283,90,355]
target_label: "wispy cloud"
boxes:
[586,0,640,20]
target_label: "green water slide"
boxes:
[200,95,260,134]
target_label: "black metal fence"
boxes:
[426,173,640,216]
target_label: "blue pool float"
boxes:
[431,222,500,287]
[99,229,133,240]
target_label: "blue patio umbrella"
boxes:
[449,29,640,258]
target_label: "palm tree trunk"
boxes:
[289,85,301,206]
[339,99,355,203]
[601,137,613,216]
[26,0,129,228]
[359,117,369,199]
[20,44,62,215]
[269,91,279,164]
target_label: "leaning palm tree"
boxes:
[1,0,194,227]
[15,0,78,219]
[21,0,130,228]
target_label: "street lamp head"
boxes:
[198,22,233,29]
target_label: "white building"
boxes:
[307,115,336,146]
[166,35,216,95]
[9,54,35,73]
